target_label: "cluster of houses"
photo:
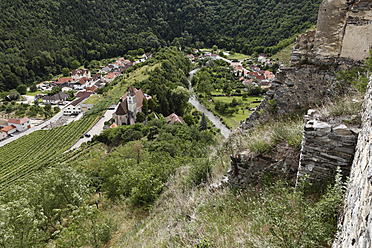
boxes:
[231,62,275,89]
[186,50,218,61]
[112,85,184,126]
[0,117,31,140]
[38,53,153,95]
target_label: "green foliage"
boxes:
[0,166,91,247]
[0,116,98,188]
[62,67,70,77]
[261,169,346,247]
[199,113,208,131]
[29,83,38,92]
[16,84,27,95]
[71,60,81,70]
[95,120,215,206]
[48,86,62,96]
[247,118,304,154]
[136,112,146,123]
[336,51,372,93]
[0,0,321,92]
[185,159,211,187]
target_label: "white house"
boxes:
[142,53,152,60]
[0,125,16,140]
[71,69,91,80]
[73,77,90,90]
[258,56,267,63]
[7,118,31,132]
[63,97,88,115]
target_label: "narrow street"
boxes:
[69,109,115,150]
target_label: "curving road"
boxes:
[188,69,231,139]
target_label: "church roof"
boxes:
[115,99,128,115]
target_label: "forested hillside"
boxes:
[0,0,322,91]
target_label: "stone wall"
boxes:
[240,65,341,129]
[332,79,372,247]
[315,0,372,61]
[296,110,359,182]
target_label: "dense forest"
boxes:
[0,0,322,92]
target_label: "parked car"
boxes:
[84,133,91,138]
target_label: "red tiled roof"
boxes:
[249,71,259,76]
[76,91,92,98]
[76,77,89,85]
[1,125,16,132]
[8,118,30,125]
[166,113,185,125]
[256,75,266,80]
[105,72,115,79]
[70,97,87,107]
[57,77,74,84]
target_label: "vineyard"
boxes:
[0,116,99,190]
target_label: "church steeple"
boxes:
[127,85,137,113]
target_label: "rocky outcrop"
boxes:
[332,78,372,247]
[240,0,369,130]
[228,144,300,187]
[296,110,359,182]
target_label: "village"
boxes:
[186,49,277,90]
[0,49,275,143]
[0,52,188,143]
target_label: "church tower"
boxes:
[127,85,137,114]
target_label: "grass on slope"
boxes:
[108,118,343,248]
[273,43,294,65]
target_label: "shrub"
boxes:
[185,159,211,187]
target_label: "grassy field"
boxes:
[84,94,101,104]
[25,90,43,97]
[207,95,263,129]
[273,43,294,65]
[126,63,160,83]
[226,52,250,61]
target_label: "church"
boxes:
[113,85,150,125]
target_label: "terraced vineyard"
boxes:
[0,116,99,190]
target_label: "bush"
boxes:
[185,159,211,187]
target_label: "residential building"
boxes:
[73,77,90,90]
[71,68,91,80]
[0,125,16,140]
[42,92,69,104]
[63,97,87,115]
[142,53,152,60]
[166,113,185,125]
[55,77,74,87]
[7,118,31,132]
[105,72,116,83]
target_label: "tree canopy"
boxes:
[0,0,322,92]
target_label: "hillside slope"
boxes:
[0,0,322,91]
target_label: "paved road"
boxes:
[0,109,65,148]
[69,109,115,150]
[188,69,231,139]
